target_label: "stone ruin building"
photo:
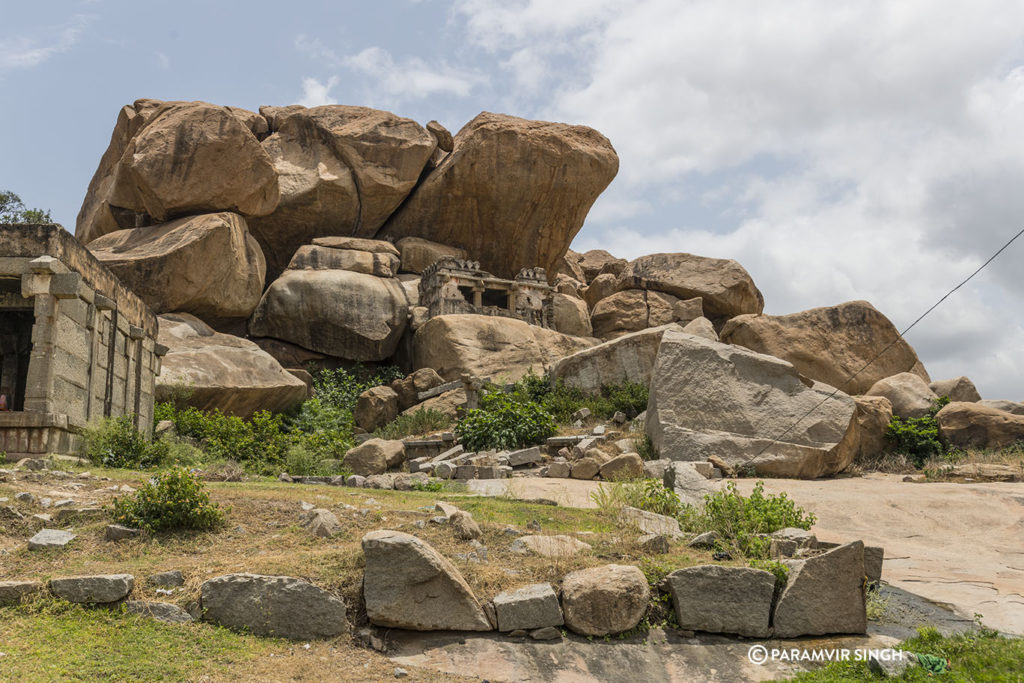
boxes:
[0,224,163,461]
[419,257,554,328]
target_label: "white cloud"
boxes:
[155,51,170,70]
[298,76,339,107]
[0,15,89,73]
[455,0,1024,399]
[342,46,485,100]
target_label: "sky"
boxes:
[1,0,1022,400]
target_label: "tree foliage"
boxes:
[0,190,52,223]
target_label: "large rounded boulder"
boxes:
[615,252,763,322]
[382,112,619,280]
[157,313,307,417]
[249,269,409,362]
[249,105,436,277]
[76,100,279,244]
[720,301,929,395]
[87,212,266,320]
[560,564,649,637]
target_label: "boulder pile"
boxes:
[72,97,1019,465]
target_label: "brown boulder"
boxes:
[549,324,682,394]
[556,250,587,283]
[286,245,399,278]
[354,386,400,432]
[551,293,593,337]
[382,112,619,280]
[88,212,265,320]
[345,439,405,476]
[936,402,1024,450]
[249,269,408,362]
[578,249,626,282]
[616,252,763,321]
[156,313,306,417]
[720,301,929,394]
[395,237,466,274]
[390,368,446,411]
[865,372,938,419]
[929,377,982,403]
[853,395,894,462]
[76,100,279,244]
[248,105,436,276]
[591,289,701,339]
[412,314,594,382]
[581,272,619,310]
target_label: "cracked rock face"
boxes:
[361,530,491,631]
[248,105,437,278]
[382,111,619,281]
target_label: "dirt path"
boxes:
[470,473,1024,635]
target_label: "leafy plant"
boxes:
[374,408,453,440]
[81,416,168,469]
[679,481,816,559]
[634,433,657,461]
[455,388,557,451]
[749,557,790,593]
[282,444,347,476]
[503,371,649,424]
[885,396,950,467]
[109,467,225,532]
[311,365,403,413]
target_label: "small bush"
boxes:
[110,467,225,532]
[282,444,347,477]
[375,408,453,440]
[504,371,649,424]
[81,416,168,469]
[886,396,950,467]
[590,479,683,517]
[679,481,816,559]
[455,389,557,451]
[311,365,403,412]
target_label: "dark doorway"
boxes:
[0,309,34,411]
[481,289,509,309]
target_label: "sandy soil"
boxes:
[470,472,1024,635]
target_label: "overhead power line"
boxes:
[736,225,1024,471]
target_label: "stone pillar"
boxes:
[21,293,57,415]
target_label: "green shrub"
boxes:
[590,478,683,517]
[503,371,649,424]
[81,416,168,469]
[110,467,225,532]
[375,408,453,440]
[282,444,347,476]
[455,389,557,451]
[885,396,950,467]
[679,481,816,559]
[311,365,403,412]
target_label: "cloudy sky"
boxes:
[2,0,1022,399]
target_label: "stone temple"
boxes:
[0,224,163,461]
[419,257,554,328]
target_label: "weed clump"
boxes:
[110,467,225,532]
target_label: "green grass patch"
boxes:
[374,408,453,440]
[0,600,273,681]
[781,626,1024,682]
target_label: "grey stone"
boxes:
[642,458,672,480]
[638,533,670,554]
[619,506,683,538]
[28,528,75,550]
[773,541,867,637]
[124,600,195,624]
[612,411,627,424]
[561,564,649,637]
[545,462,571,478]
[868,651,916,677]
[506,446,543,467]
[663,462,713,506]
[530,626,562,640]
[15,492,35,503]
[771,527,817,548]
[509,535,591,558]
[647,330,859,478]
[365,474,396,489]
[572,407,592,421]
[148,570,185,588]
[865,545,885,582]
[361,530,491,631]
[346,475,366,488]
[450,510,482,540]
[664,565,775,637]
[0,580,43,605]
[434,462,454,479]
[105,524,142,541]
[50,574,134,603]
[302,508,343,538]
[687,531,720,549]
[570,457,600,479]
[492,583,563,632]
[201,573,348,639]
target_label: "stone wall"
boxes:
[0,224,162,460]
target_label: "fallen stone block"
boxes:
[50,574,134,604]
[492,584,563,632]
[664,565,775,637]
